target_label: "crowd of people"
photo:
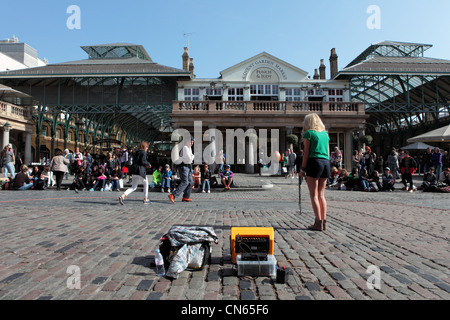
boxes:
[1,142,238,194]
[325,146,450,193]
[1,140,449,195]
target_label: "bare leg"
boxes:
[306,177,321,220]
[318,178,328,221]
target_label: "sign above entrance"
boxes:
[250,67,280,82]
[242,59,287,81]
[219,52,309,82]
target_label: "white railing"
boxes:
[173,100,365,115]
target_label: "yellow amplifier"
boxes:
[230,227,274,263]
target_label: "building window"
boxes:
[205,88,222,96]
[250,84,279,95]
[42,126,48,137]
[308,89,324,96]
[228,88,244,101]
[68,131,73,141]
[184,88,200,100]
[286,88,302,101]
[56,129,62,139]
[328,89,344,102]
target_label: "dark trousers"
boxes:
[402,172,413,189]
[54,171,65,190]
[172,166,193,199]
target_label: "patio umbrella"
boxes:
[407,124,450,143]
[0,84,33,105]
[400,142,435,150]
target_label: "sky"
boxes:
[1,0,450,79]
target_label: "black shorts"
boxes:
[306,158,330,179]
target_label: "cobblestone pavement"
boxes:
[0,174,449,301]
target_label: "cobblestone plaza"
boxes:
[0,174,448,302]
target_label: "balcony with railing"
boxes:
[0,101,31,122]
[172,100,365,115]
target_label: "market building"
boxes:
[172,48,367,172]
[1,38,448,173]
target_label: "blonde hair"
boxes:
[302,113,326,134]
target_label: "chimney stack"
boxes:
[182,47,189,71]
[319,59,326,80]
[313,69,319,80]
[329,48,338,79]
[189,58,195,78]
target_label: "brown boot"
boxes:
[323,220,327,231]
[308,219,323,231]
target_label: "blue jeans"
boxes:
[92,179,106,190]
[3,162,15,179]
[162,178,171,189]
[202,180,210,191]
[111,179,120,190]
[360,179,369,190]
[172,166,193,199]
[434,164,442,181]
[18,182,33,190]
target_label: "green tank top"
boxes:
[303,130,330,160]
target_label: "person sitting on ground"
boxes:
[161,164,172,193]
[90,166,107,191]
[201,164,212,193]
[13,165,33,190]
[422,166,438,192]
[442,167,450,186]
[220,164,234,189]
[346,167,360,191]
[151,166,163,189]
[192,165,201,189]
[382,167,395,191]
[368,170,381,192]
[109,165,121,192]
[74,165,88,191]
[31,166,45,190]
[359,168,370,192]
[337,168,348,190]
[327,166,339,188]
[87,165,98,189]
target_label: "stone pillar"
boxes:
[245,126,256,174]
[2,122,11,148]
[24,131,32,165]
[208,125,217,173]
[344,130,353,170]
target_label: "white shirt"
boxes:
[180,145,195,164]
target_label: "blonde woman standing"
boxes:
[299,113,330,231]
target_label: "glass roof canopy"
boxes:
[345,41,433,68]
[335,41,450,133]
[0,43,192,156]
[81,43,153,61]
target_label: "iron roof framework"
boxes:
[335,41,450,138]
[0,44,191,159]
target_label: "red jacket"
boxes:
[400,155,417,175]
